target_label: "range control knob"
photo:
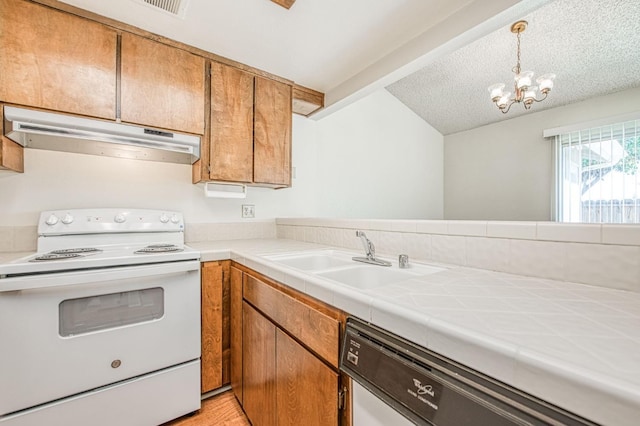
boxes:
[170,214,180,224]
[45,214,59,226]
[114,213,126,224]
[159,213,170,224]
[61,214,74,225]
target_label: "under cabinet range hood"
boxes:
[3,106,200,164]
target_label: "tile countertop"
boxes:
[190,239,640,426]
[2,238,638,424]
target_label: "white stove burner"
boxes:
[134,244,183,254]
[31,253,83,262]
[51,248,102,255]
[30,247,104,262]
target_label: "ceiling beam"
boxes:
[312,0,553,120]
[271,0,296,10]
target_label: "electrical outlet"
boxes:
[242,204,255,218]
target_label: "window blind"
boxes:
[556,119,640,223]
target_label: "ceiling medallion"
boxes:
[488,20,556,114]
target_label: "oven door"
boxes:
[0,260,200,417]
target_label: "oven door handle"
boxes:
[0,260,200,293]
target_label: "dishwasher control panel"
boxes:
[340,317,599,426]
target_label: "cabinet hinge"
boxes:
[338,386,347,410]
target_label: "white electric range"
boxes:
[0,209,202,426]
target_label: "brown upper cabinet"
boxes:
[0,0,318,178]
[0,0,117,120]
[120,33,206,135]
[209,62,255,183]
[254,77,292,187]
[200,62,292,188]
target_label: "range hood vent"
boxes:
[135,0,190,18]
[3,106,200,165]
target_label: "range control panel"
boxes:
[38,209,184,235]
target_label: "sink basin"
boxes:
[265,250,446,290]
[265,250,354,271]
[317,264,445,289]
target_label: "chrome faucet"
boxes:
[353,231,392,267]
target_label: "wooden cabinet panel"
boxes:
[276,329,339,426]
[0,106,23,173]
[292,84,324,116]
[201,262,223,393]
[221,261,231,386]
[230,266,243,404]
[254,77,292,186]
[0,0,117,119]
[121,33,205,134]
[244,273,340,368]
[243,302,277,426]
[210,62,254,183]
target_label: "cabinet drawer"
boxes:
[243,274,340,368]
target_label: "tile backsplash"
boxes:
[0,226,37,253]
[3,217,637,293]
[185,220,277,242]
[276,219,640,293]
[0,221,277,253]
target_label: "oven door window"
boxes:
[59,287,164,337]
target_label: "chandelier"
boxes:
[488,20,555,114]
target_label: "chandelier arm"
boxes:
[498,99,516,114]
[531,91,549,103]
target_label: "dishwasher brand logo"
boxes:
[412,379,435,397]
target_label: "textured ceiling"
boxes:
[386,0,640,135]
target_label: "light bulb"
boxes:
[536,73,556,93]
[515,71,534,89]
[488,83,505,101]
[497,92,512,108]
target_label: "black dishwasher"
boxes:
[340,317,600,426]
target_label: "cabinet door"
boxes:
[201,262,223,393]
[254,77,292,186]
[210,62,254,183]
[120,33,205,134]
[243,302,276,426]
[0,0,117,119]
[276,329,339,426]
[230,266,243,403]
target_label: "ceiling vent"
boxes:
[133,0,190,18]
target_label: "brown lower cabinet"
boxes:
[200,261,224,393]
[275,328,339,426]
[229,263,350,426]
[242,302,277,426]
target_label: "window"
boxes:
[556,118,640,223]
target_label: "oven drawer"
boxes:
[0,261,201,416]
[0,360,201,426]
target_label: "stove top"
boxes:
[0,209,200,277]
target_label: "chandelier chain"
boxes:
[513,31,522,75]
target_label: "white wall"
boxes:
[315,89,444,219]
[444,87,640,221]
[0,88,442,226]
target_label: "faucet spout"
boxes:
[356,230,375,260]
[353,230,391,267]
